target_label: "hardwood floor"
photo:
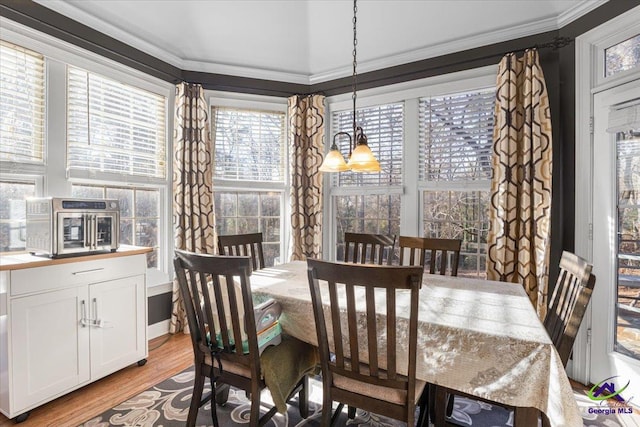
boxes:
[0,333,193,427]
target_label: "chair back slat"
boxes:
[328,280,345,368]
[218,232,266,271]
[346,284,360,372]
[399,236,462,276]
[366,286,379,376]
[344,232,396,265]
[544,251,596,367]
[174,250,260,372]
[307,259,423,423]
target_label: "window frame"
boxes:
[208,91,290,264]
[0,18,174,288]
[66,66,168,182]
[0,173,43,252]
[0,39,46,165]
[595,25,640,89]
[324,66,496,264]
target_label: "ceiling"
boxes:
[33,0,606,84]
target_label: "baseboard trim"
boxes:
[148,319,170,340]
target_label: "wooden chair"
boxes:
[433,250,596,426]
[217,232,265,271]
[306,258,428,426]
[399,236,462,276]
[343,232,396,265]
[174,250,308,427]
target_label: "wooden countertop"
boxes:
[0,245,152,271]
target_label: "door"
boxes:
[10,287,90,413]
[591,78,640,401]
[89,274,147,380]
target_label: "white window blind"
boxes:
[212,107,285,182]
[332,103,403,187]
[67,67,167,179]
[419,89,494,182]
[0,40,45,163]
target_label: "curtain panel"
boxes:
[288,94,325,260]
[170,82,216,334]
[486,49,553,319]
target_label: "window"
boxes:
[67,67,167,179]
[419,88,494,276]
[332,103,404,259]
[605,33,640,78]
[334,194,400,262]
[332,103,403,187]
[72,184,161,268]
[0,179,36,252]
[212,107,285,182]
[214,191,281,266]
[211,105,287,267]
[0,40,45,163]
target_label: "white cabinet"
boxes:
[10,286,91,412]
[0,252,148,421]
[89,275,146,379]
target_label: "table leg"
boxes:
[514,406,539,426]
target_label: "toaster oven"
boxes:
[26,197,120,257]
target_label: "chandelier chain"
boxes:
[352,0,358,134]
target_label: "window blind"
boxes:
[0,40,45,163]
[212,107,285,182]
[67,67,167,179]
[419,89,494,182]
[332,103,403,187]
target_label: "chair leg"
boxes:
[433,385,448,427]
[446,392,454,417]
[187,369,205,427]
[416,385,429,427]
[348,405,356,419]
[298,375,309,419]
[331,402,344,426]
[249,384,261,427]
[428,383,436,424]
[215,382,230,405]
[209,377,220,427]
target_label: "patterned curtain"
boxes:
[288,94,325,260]
[170,82,216,334]
[486,49,553,319]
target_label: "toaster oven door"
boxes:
[57,212,118,255]
[57,212,89,254]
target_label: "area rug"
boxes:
[80,366,640,426]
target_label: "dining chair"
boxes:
[217,232,266,271]
[174,250,308,427]
[343,232,396,265]
[433,250,596,426]
[306,258,429,426]
[399,236,462,275]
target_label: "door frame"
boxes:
[574,5,640,384]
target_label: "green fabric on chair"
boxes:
[261,335,319,413]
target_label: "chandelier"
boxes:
[319,0,380,173]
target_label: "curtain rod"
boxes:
[510,36,574,55]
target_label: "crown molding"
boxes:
[181,59,310,86]
[309,14,561,84]
[556,0,609,28]
[32,0,186,68]
[21,0,618,87]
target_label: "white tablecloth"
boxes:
[251,261,582,427]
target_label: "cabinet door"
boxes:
[10,287,90,412]
[89,275,147,379]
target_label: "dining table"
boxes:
[249,260,582,427]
